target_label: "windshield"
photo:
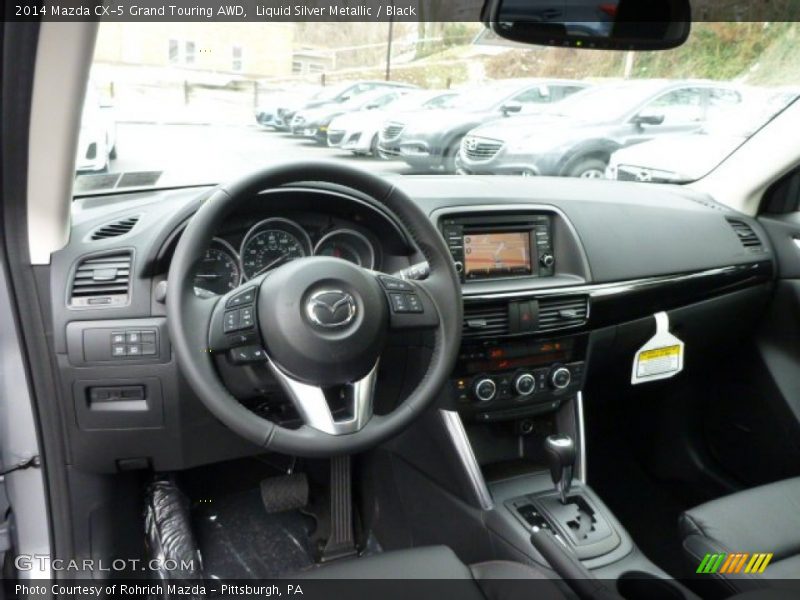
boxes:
[74,22,799,194]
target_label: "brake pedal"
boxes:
[260,472,309,514]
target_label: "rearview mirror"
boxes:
[501,101,523,115]
[484,0,691,51]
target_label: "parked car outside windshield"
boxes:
[328,90,458,156]
[607,87,800,182]
[456,80,745,178]
[72,22,800,194]
[378,79,590,173]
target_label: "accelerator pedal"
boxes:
[259,472,309,514]
[320,455,357,562]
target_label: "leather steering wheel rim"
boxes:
[167,161,462,457]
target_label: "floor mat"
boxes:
[192,488,317,578]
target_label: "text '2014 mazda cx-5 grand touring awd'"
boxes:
[3,3,800,599]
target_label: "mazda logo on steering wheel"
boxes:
[305,290,357,328]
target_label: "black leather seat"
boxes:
[296,545,567,599]
[680,477,800,596]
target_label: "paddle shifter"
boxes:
[544,434,576,504]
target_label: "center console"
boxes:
[428,207,697,599]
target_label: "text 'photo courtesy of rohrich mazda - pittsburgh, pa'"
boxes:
[4,1,800,600]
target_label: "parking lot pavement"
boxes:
[104,123,416,186]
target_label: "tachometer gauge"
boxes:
[192,238,241,296]
[314,229,376,270]
[240,218,312,280]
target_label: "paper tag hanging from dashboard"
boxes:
[631,312,684,385]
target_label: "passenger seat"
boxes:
[679,477,800,596]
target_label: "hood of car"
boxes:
[398,108,491,136]
[468,114,586,144]
[612,134,746,181]
[298,105,346,124]
[329,109,391,131]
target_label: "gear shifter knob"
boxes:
[545,434,576,504]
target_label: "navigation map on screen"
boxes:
[463,232,531,276]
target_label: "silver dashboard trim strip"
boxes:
[462,264,752,302]
[576,392,587,484]
[440,410,494,511]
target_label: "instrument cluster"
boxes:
[191,216,380,296]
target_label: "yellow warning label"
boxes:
[639,345,681,361]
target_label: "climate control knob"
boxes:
[514,372,536,397]
[549,366,572,390]
[473,378,497,403]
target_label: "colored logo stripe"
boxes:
[697,553,773,574]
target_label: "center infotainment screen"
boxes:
[463,231,532,277]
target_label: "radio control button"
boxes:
[454,261,464,273]
[540,254,555,268]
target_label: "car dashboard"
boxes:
[51,175,774,473]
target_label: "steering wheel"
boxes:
[167,162,462,457]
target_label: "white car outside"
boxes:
[75,88,117,172]
[327,90,457,156]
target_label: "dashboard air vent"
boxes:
[69,252,132,308]
[463,302,509,339]
[90,215,140,240]
[726,219,764,252]
[537,296,589,333]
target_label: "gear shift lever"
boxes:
[545,434,576,504]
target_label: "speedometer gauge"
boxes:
[192,238,241,295]
[240,218,312,280]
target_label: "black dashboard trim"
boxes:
[463,261,773,333]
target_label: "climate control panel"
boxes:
[453,362,584,422]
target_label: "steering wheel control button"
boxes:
[239,306,255,328]
[473,378,497,403]
[223,310,239,333]
[378,275,413,291]
[127,345,141,356]
[226,287,256,308]
[112,344,126,357]
[111,332,126,344]
[389,292,424,313]
[228,345,268,365]
[550,366,572,390]
[126,331,141,343]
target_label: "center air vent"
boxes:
[726,219,764,252]
[69,252,132,308]
[463,302,510,338]
[537,296,589,332]
[463,294,589,339]
[90,215,140,240]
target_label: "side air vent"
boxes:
[463,302,509,338]
[90,215,140,240]
[537,296,589,332]
[727,219,764,252]
[69,252,132,308]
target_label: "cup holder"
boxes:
[617,571,687,600]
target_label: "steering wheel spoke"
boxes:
[267,359,378,435]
